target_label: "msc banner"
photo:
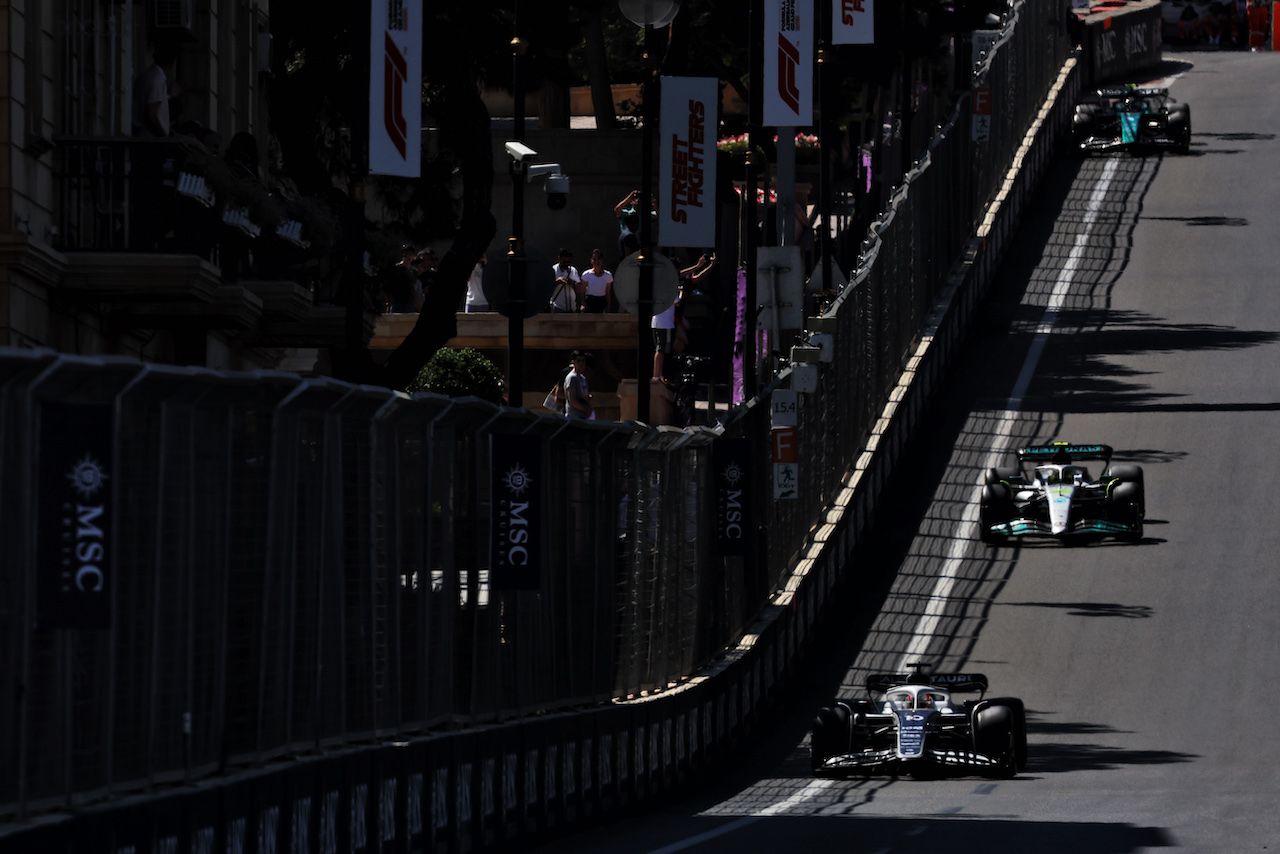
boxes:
[37,402,115,630]
[832,0,874,45]
[490,434,543,589]
[369,0,422,177]
[658,76,718,248]
[713,438,752,556]
[763,0,814,127]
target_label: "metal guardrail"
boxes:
[2,0,1072,822]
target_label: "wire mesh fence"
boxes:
[0,0,1073,818]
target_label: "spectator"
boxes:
[133,41,179,138]
[654,253,717,381]
[415,247,438,304]
[618,211,640,264]
[385,243,421,313]
[563,350,595,419]
[1177,3,1201,42]
[131,40,182,249]
[465,252,488,312]
[550,248,582,312]
[1248,0,1269,49]
[580,249,613,313]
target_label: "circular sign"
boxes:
[612,252,681,317]
[618,0,681,27]
[482,247,557,319]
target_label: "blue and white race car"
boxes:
[811,665,1027,778]
[979,442,1145,545]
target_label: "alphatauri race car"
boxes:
[979,443,1145,545]
[1073,86,1191,154]
[811,665,1027,778]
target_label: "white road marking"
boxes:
[897,158,1119,673]
[645,780,840,853]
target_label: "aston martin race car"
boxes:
[811,664,1027,779]
[1073,86,1191,154]
[979,442,1145,544]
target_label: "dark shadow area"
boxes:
[1023,713,1198,774]
[1194,131,1277,142]
[642,814,1175,852]
[1142,215,1248,227]
[1005,601,1154,618]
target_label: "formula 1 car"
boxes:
[979,442,1144,544]
[1072,86,1191,154]
[811,664,1027,779]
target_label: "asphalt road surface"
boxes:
[529,48,1280,854]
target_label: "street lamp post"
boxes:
[620,0,680,424]
[507,3,528,406]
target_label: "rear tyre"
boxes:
[811,705,851,777]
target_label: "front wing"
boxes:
[818,747,1004,774]
[986,515,1138,539]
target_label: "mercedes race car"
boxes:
[1073,86,1191,154]
[979,443,1145,545]
[811,665,1027,779]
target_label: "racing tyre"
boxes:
[1110,481,1144,542]
[1168,104,1191,154]
[810,705,851,776]
[980,484,1013,544]
[987,697,1028,771]
[984,466,1019,486]
[973,704,1017,779]
[1103,464,1145,514]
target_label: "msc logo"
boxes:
[384,33,409,158]
[841,0,865,24]
[777,34,800,115]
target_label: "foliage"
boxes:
[406,348,506,404]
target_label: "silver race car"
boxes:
[979,442,1144,545]
[811,664,1027,779]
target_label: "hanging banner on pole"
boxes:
[763,0,814,127]
[369,0,422,177]
[832,0,874,44]
[659,76,718,248]
[489,434,543,589]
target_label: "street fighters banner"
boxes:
[489,433,543,589]
[713,438,752,556]
[658,76,718,248]
[763,0,814,127]
[832,0,874,45]
[369,0,422,177]
[37,402,115,630]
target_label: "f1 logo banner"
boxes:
[369,0,422,177]
[490,434,542,589]
[763,0,814,127]
[832,0,874,45]
[37,402,114,630]
[713,438,752,556]
[659,76,718,248]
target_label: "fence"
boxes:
[1,0,1075,828]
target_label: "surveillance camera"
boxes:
[544,173,569,210]
[505,140,537,162]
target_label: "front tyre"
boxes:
[811,705,851,776]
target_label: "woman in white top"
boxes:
[580,249,613,313]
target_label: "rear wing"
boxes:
[1096,85,1167,98]
[866,673,989,694]
[1017,443,1113,464]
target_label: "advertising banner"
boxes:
[713,438,752,556]
[658,76,718,248]
[37,401,114,630]
[369,0,423,177]
[832,0,874,45]
[489,434,542,589]
[763,0,814,127]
